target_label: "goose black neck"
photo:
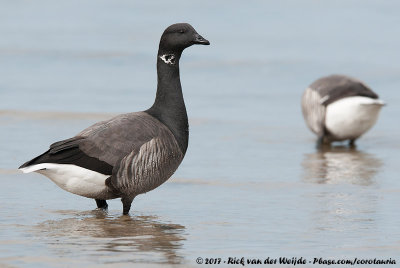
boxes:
[146,50,188,154]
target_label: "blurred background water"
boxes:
[0,0,399,267]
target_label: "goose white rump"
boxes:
[325,96,384,141]
[20,164,110,199]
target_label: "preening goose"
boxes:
[301,75,384,146]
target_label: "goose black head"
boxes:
[159,23,210,54]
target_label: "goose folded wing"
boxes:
[312,76,379,106]
[19,112,162,176]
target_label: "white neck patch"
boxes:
[159,54,176,65]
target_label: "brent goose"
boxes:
[301,75,384,146]
[19,23,210,215]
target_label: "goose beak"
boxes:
[193,33,210,45]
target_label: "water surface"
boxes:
[1,0,399,267]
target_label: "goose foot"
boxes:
[95,199,108,210]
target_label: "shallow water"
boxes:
[1,0,400,267]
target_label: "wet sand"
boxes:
[1,112,399,267]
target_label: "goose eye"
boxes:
[178,29,185,34]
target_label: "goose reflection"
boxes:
[302,146,382,185]
[33,210,186,265]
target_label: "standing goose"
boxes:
[19,23,210,215]
[301,74,384,146]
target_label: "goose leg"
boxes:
[316,135,327,149]
[316,136,323,148]
[349,139,356,148]
[95,199,108,210]
[121,196,134,215]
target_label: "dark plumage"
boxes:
[19,23,210,215]
[309,75,378,106]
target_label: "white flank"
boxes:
[20,163,110,199]
[325,96,384,140]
